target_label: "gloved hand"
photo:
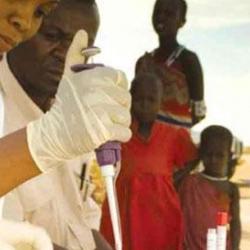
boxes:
[27,30,131,172]
[0,219,53,250]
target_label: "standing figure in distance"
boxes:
[136,0,206,128]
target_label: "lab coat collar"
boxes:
[0,53,43,122]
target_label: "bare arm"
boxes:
[230,183,241,250]
[135,53,160,76]
[181,50,205,125]
[0,128,41,196]
[173,159,199,189]
[181,50,204,101]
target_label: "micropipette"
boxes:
[71,47,123,250]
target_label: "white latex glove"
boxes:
[0,219,53,250]
[27,30,131,172]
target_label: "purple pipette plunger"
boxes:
[95,142,121,166]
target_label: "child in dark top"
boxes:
[101,72,197,250]
[178,125,241,250]
[136,0,206,128]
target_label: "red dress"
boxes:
[101,121,197,250]
[178,174,232,250]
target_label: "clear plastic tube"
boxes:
[101,165,122,250]
[207,228,217,250]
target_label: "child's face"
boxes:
[201,140,231,178]
[132,79,162,123]
[152,0,184,38]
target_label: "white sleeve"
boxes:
[0,87,4,136]
[82,197,102,230]
[2,191,24,221]
[0,219,53,250]
[13,172,56,213]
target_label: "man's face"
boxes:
[9,2,99,98]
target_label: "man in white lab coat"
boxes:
[0,0,107,249]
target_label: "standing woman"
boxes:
[0,0,131,249]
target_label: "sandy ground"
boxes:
[231,154,250,249]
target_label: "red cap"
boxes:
[216,212,228,226]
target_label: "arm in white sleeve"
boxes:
[2,191,24,221]
[0,219,53,250]
[0,240,14,250]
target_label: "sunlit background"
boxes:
[95,0,250,145]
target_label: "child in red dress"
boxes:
[101,72,197,250]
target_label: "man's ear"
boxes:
[179,19,186,28]
[198,146,203,159]
[229,151,234,162]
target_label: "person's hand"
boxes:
[0,219,53,250]
[27,30,131,172]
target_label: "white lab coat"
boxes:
[0,54,101,250]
